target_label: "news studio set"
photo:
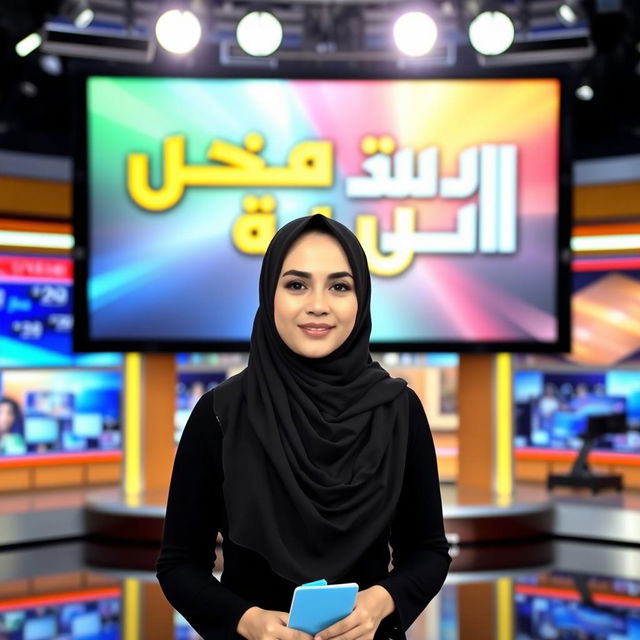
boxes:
[0,1,639,638]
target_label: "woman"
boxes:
[0,397,27,456]
[156,214,450,640]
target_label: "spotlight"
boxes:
[155,9,202,55]
[468,11,515,56]
[393,11,438,57]
[19,81,38,98]
[15,33,42,57]
[557,2,579,26]
[39,54,63,75]
[61,0,95,28]
[576,83,594,100]
[236,11,283,57]
[74,8,95,28]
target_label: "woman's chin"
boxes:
[290,340,338,359]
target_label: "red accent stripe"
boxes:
[0,587,121,613]
[515,585,640,609]
[0,450,122,468]
[573,223,640,236]
[515,585,581,601]
[592,593,640,609]
[573,257,640,271]
[0,255,73,280]
[515,447,640,466]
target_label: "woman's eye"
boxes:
[284,280,306,290]
[332,282,352,292]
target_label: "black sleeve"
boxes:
[375,387,451,631]
[156,390,255,639]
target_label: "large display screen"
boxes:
[0,369,121,459]
[571,258,640,366]
[514,369,640,453]
[0,254,121,367]
[76,76,569,352]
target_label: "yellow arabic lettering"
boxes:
[206,134,267,171]
[232,194,277,255]
[185,138,333,187]
[356,207,416,276]
[128,135,187,211]
[127,134,334,212]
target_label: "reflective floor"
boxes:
[1,540,640,639]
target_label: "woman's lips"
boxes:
[299,325,334,338]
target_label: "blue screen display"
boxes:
[0,369,122,457]
[514,370,640,451]
[0,254,121,368]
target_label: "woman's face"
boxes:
[274,231,358,358]
[0,402,15,433]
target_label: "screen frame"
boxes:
[73,68,572,354]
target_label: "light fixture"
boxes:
[74,7,95,28]
[61,0,95,28]
[15,33,43,57]
[39,54,63,75]
[19,81,38,98]
[557,1,580,26]
[393,11,438,57]
[42,24,155,63]
[236,11,283,57]
[468,11,515,56]
[575,83,594,100]
[155,9,202,55]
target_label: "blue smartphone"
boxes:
[288,581,359,635]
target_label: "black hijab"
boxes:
[214,214,409,583]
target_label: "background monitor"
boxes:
[72,413,104,438]
[570,258,640,366]
[175,371,226,444]
[24,417,60,445]
[75,75,570,353]
[70,611,102,637]
[0,369,122,458]
[514,370,640,453]
[0,253,122,368]
[23,616,57,640]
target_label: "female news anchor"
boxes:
[156,214,450,640]
[0,397,27,456]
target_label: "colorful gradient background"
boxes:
[86,77,561,345]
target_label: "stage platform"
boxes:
[1,483,638,571]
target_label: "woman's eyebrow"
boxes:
[281,269,354,279]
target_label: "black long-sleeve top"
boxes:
[156,386,451,639]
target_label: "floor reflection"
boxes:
[1,543,640,639]
[0,572,120,639]
[407,570,640,639]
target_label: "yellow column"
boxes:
[123,353,176,500]
[123,578,140,640]
[496,577,514,640]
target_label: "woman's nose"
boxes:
[307,289,329,314]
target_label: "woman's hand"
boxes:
[314,585,395,640]
[237,606,315,640]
